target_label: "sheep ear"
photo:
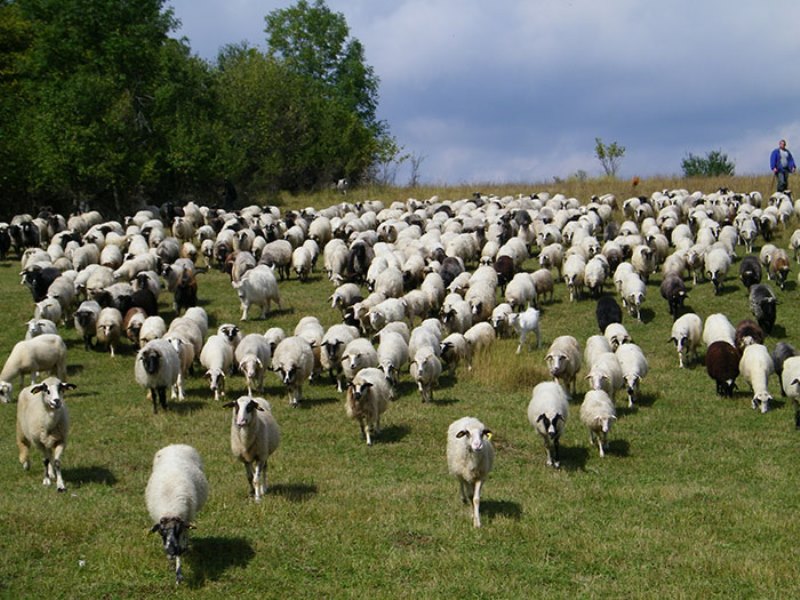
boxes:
[791,378,800,386]
[30,383,47,395]
[536,414,546,423]
[60,382,77,391]
[362,381,373,389]
[149,523,161,534]
[483,429,493,440]
[456,430,469,438]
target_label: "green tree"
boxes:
[594,137,625,178]
[681,150,735,177]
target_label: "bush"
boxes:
[682,150,735,177]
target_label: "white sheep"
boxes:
[163,334,193,403]
[702,313,736,347]
[545,335,582,396]
[440,332,469,377]
[506,307,541,354]
[96,307,123,356]
[271,335,315,407]
[615,343,649,408]
[199,334,234,402]
[504,272,536,310]
[145,444,208,584]
[780,356,800,428]
[585,351,624,402]
[670,313,703,368]
[138,315,167,349]
[0,334,68,403]
[16,377,76,491]
[25,318,58,340]
[377,330,409,385]
[232,264,282,320]
[584,334,613,369]
[329,282,362,315]
[580,389,616,458]
[563,254,586,302]
[739,343,774,413]
[183,306,209,340]
[368,297,407,333]
[621,271,646,321]
[463,322,496,368]
[345,367,393,446]
[341,337,379,385]
[291,246,313,281]
[604,322,631,351]
[34,297,62,326]
[527,381,569,468]
[410,347,442,403]
[705,246,731,294]
[234,333,272,396]
[135,338,181,413]
[446,416,494,528]
[223,395,280,501]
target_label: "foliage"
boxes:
[594,137,625,178]
[681,149,736,177]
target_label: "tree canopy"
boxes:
[681,150,735,177]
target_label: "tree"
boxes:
[594,137,625,178]
[681,150,735,177]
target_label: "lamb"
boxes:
[223,395,281,500]
[199,334,234,402]
[615,343,648,408]
[16,377,76,492]
[271,335,315,407]
[705,341,740,397]
[0,334,68,403]
[544,335,582,396]
[579,389,617,458]
[341,337,379,385]
[96,307,123,357]
[702,313,736,347]
[780,356,800,427]
[527,381,569,468]
[446,416,494,528]
[345,367,393,446]
[749,283,777,334]
[506,307,541,353]
[145,444,208,584]
[410,347,442,403]
[232,264,281,320]
[739,343,774,413]
[584,352,624,402]
[670,313,703,368]
[135,338,181,413]
[377,330,409,385]
[234,333,273,396]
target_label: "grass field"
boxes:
[1,175,800,598]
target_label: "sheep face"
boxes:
[150,516,190,577]
[30,380,76,410]
[0,381,13,403]
[536,413,564,438]
[545,353,567,378]
[224,397,263,427]
[219,324,240,344]
[348,380,373,402]
[592,415,617,434]
[140,349,161,376]
[205,369,226,395]
[751,391,772,414]
[276,365,297,385]
[455,427,492,453]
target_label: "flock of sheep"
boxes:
[3,184,799,582]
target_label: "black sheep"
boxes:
[772,342,797,396]
[705,341,740,397]
[595,295,622,333]
[749,283,777,333]
[738,255,762,289]
[660,272,687,318]
[734,319,765,352]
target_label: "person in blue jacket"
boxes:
[770,139,796,193]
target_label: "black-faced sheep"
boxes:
[595,295,622,334]
[749,284,777,334]
[527,381,569,468]
[135,339,181,413]
[705,341,740,397]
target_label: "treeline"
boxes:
[0,0,395,218]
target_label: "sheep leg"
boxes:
[472,479,483,528]
[174,556,183,584]
[240,301,249,321]
[52,443,66,491]
[16,428,30,470]
[244,463,255,497]
[459,480,470,504]
[252,462,264,501]
[516,331,525,354]
[42,456,53,486]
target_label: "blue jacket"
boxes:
[770,147,796,172]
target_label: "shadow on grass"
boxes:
[769,324,787,338]
[66,465,118,487]
[606,438,631,457]
[428,395,458,406]
[637,307,655,324]
[188,536,255,587]
[559,444,589,471]
[377,423,411,444]
[269,482,318,502]
[168,400,207,415]
[300,395,340,408]
[483,499,523,522]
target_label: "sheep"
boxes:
[506,307,541,353]
[734,319,765,352]
[234,334,273,396]
[463,322,496,367]
[320,323,360,391]
[585,352,624,402]
[258,239,293,280]
[263,327,286,355]
[705,340,740,397]
[123,307,147,347]
[531,268,554,305]
[544,335,582,396]
[232,264,281,320]
[670,313,703,368]
[780,356,800,427]
[341,337,379,385]
[16,377,76,491]
[579,389,617,458]
[139,315,167,349]
[271,336,315,407]
[446,416,494,528]
[660,272,687,319]
[702,313,736,347]
[34,297,62,326]
[420,271,445,315]
[773,342,797,397]
[504,272,536,311]
[345,367,393,446]
[621,271,646,321]
[0,334,68,403]
[595,295,622,333]
[768,248,790,290]
[527,381,569,468]
[292,245,313,281]
[173,268,198,315]
[199,335,234,402]
[410,347,442,403]
[705,247,731,294]
[490,302,515,338]
[368,297,408,333]
[615,342,648,408]
[408,323,442,360]
[222,395,280,500]
[739,255,762,289]
[465,280,496,322]
[95,307,123,357]
[584,334,613,370]
[563,254,586,302]
[145,444,208,584]
[329,282,363,317]
[584,257,607,298]
[25,318,58,341]
[135,338,181,413]
[739,343,774,413]
[441,295,473,335]
[163,334,193,403]
[749,284,777,334]
[377,330,409,385]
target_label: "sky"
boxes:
[167,0,800,186]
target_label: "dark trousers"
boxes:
[776,169,790,192]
